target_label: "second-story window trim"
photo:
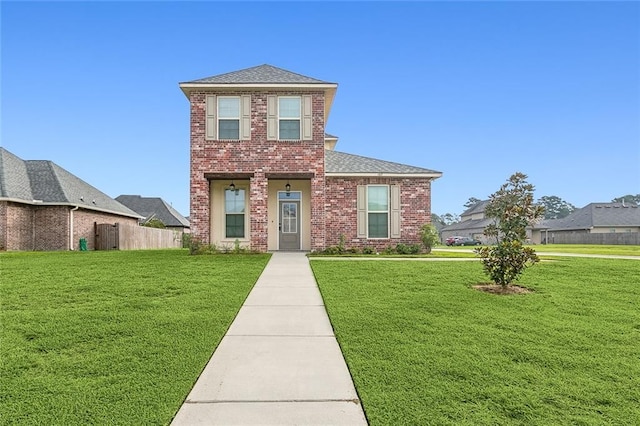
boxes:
[278,96,301,140]
[218,96,240,140]
[205,94,251,141]
[266,94,312,141]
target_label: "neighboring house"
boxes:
[0,148,142,251]
[540,202,640,245]
[116,195,190,233]
[441,200,545,244]
[440,200,494,244]
[179,64,442,252]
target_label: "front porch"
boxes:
[204,173,323,251]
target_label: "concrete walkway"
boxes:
[172,252,368,425]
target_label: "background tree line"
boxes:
[434,193,640,226]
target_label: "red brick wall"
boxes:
[189,90,326,251]
[34,205,69,250]
[325,177,434,251]
[0,201,138,251]
[73,209,139,251]
[1,201,35,250]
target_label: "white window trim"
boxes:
[277,96,301,141]
[217,96,241,141]
[367,185,390,239]
[223,186,248,240]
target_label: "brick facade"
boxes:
[189,91,326,250]
[325,177,433,251]
[0,201,138,251]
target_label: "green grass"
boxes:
[0,250,270,425]
[311,257,640,425]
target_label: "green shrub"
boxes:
[362,246,376,255]
[420,223,440,254]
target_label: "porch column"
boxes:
[250,171,268,252]
[310,176,326,251]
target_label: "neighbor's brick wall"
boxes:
[189,90,326,251]
[0,201,139,251]
[0,201,7,250]
[325,177,434,251]
[33,206,69,250]
[73,209,139,250]
[1,201,35,250]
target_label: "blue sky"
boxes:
[2,1,639,218]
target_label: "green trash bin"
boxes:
[79,238,87,251]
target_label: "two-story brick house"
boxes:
[179,64,442,252]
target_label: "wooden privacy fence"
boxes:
[545,232,640,245]
[95,223,183,250]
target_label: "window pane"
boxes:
[225,214,244,238]
[279,120,300,139]
[279,97,300,118]
[368,186,388,211]
[368,213,388,238]
[219,98,240,118]
[225,189,245,213]
[219,120,239,139]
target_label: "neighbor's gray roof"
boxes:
[542,202,640,231]
[441,218,493,232]
[460,200,490,217]
[325,150,442,176]
[182,64,335,85]
[116,195,190,228]
[0,148,142,218]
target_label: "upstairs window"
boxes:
[205,95,250,141]
[218,97,240,140]
[278,97,301,140]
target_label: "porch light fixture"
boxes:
[285,181,291,195]
[229,180,236,191]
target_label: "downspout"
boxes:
[70,205,79,250]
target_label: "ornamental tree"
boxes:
[475,172,545,288]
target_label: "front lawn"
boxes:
[311,257,640,425]
[1,250,269,425]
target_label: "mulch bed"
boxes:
[472,284,533,295]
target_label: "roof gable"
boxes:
[116,195,190,228]
[182,64,333,85]
[325,150,442,177]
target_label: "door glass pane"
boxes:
[282,203,298,234]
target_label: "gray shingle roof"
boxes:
[182,64,334,85]
[542,203,640,230]
[116,195,190,228]
[325,150,442,176]
[460,200,490,217]
[0,148,141,218]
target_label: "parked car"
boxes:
[445,236,464,246]
[452,237,481,246]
